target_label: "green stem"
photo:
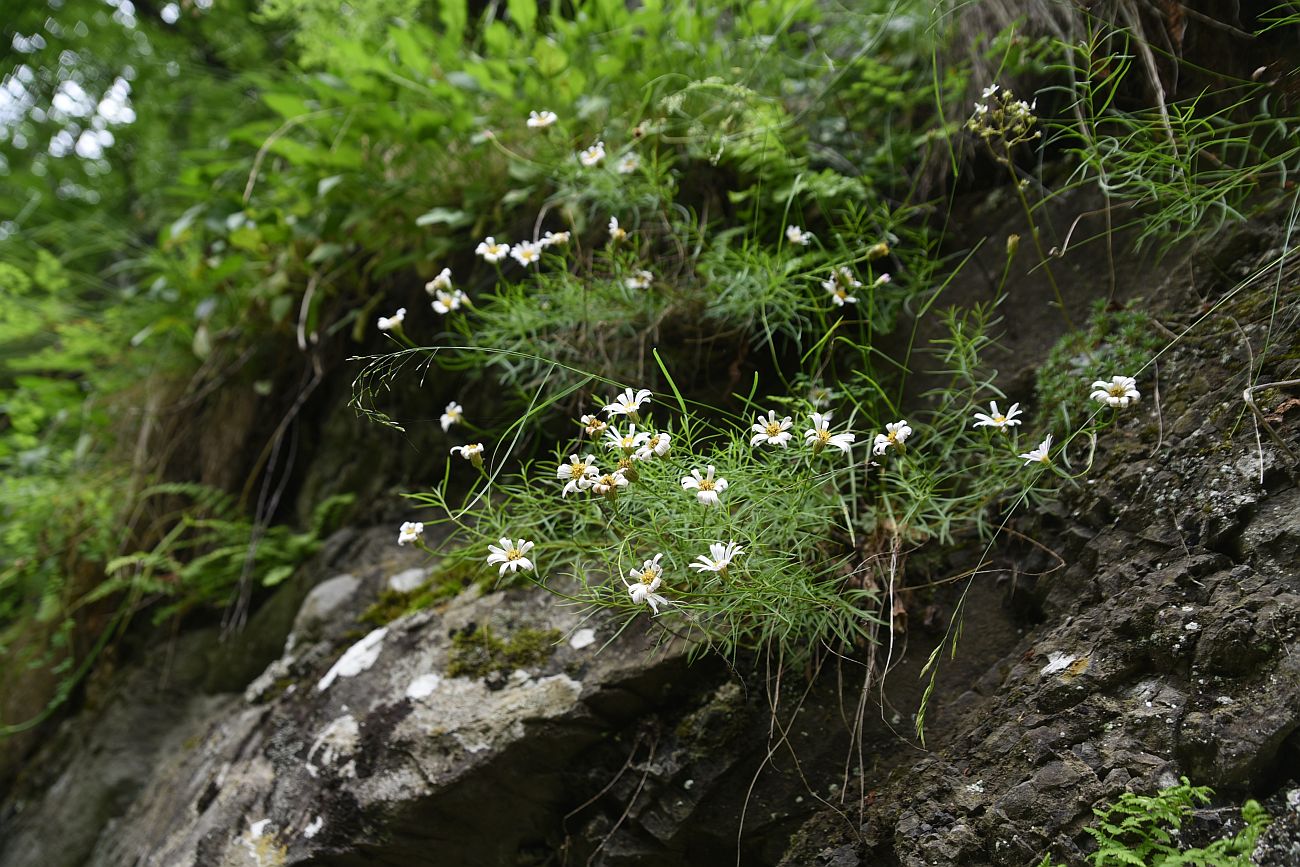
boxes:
[1006,157,1074,330]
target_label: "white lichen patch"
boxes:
[388,568,427,593]
[568,628,597,650]
[1040,651,1077,676]
[303,815,325,839]
[317,627,388,692]
[306,714,361,778]
[405,673,443,700]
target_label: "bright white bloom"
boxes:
[476,236,510,263]
[626,554,668,613]
[634,431,670,460]
[750,410,794,448]
[557,453,600,497]
[1019,434,1053,466]
[541,230,570,247]
[432,288,468,315]
[578,140,606,166]
[681,465,729,507]
[397,521,423,546]
[981,83,1000,99]
[527,109,558,128]
[604,424,644,455]
[872,420,912,456]
[1090,375,1140,408]
[973,101,989,115]
[510,241,543,267]
[585,469,628,496]
[603,387,652,418]
[450,442,485,466]
[608,216,627,242]
[486,537,535,577]
[616,153,640,174]
[425,268,453,294]
[804,412,855,454]
[625,270,653,290]
[440,401,464,433]
[377,308,406,331]
[822,267,862,307]
[688,541,744,575]
[580,413,608,437]
[786,225,813,246]
[972,401,1024,430]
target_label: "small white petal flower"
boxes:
[616,153,641,174]
[873,273,892,287]
[624,270,653,290]
[580,413,608,437]
[785,225,813,246]
[680,465,729,506]
[527,109,558,128]
[1090,375,1140,407]
[486,537,535,577]
[475,236,510,263]
[750,410,794,448]
[634,431,670,460]
[872,420,912,456]
[603,387,652,418]
[432,288,468,315]
[608,216,627,242]
[557,453,600,497]
[808,386,835,408]
[578,140,606,166]
[397,521,423,546]
[440,401,464,433]
[377,307,406,331]
[803,411,854,454]
[821,267,862,307]
[688,541,744,574]
[424,268,453,294]
[450,442,485,466]
[584,469,628,496]
[1019,434,1053,466]
[981,83,1000,99]
[604,424,644,454]
[626,554,668,612]
[972,401,1024,430]
[541,230,571,247]
[510,240,543,267]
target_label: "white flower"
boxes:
[804,412,855,454]
[873,273,892,287]
[578,140,606,166]
[1090,375,1140,407]
[688,541,743,575]
[476,236,510,263]
[486,537,535,577]
[808,385,835,408]
[424,268,453,294]
[1019,434,1053,466]
[527,109,558,128]
[397,521,423,546]
[634,431,670,460]
[585,469,628,496]
[616,153,641,174]
[625,270,653,290]
[450,442,484,466]
[786,225,813,246]
[432,288,468,315]
[981,83,1000,99]
[681,465,729,506]
[541,230,570,246]
[822,267,862,307]
[603,387,652,418]
[608,216,627,242]
[440,401,464,433]
[580,413,608,437]
[510,240,543,267]
[973,101,989,116]
[604,424,644,454]
[972,401,1024,430]
[626,554,668,613]
[872,420,912,456]
[750,410,793,448]
[377,307,406,331]
[557,453,600,497]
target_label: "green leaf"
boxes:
[507,0,537,34]
[415,207,472,228]
[263,92,311,119]
[439,0,467,41]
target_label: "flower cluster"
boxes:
[967,83,1040,148]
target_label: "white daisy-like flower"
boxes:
[804,412,856,455]
[578,140,606,166]
[786,225,813,246]
[616,153,641,174]
[872,420,912,456]
[580,413,608,437]
[432,288,468,315]
[1019,434,1053,466]
[1090,375,1140,407]
[510,241,543,267]
[688,541,744,575]
[625,270,653,290]
[750,410,794,448]
[608,216,627,242]
[526,109,558,128]
[541,230,570,247]
[424,268,453,294]
[603,387,652,418]
[604,424,644,455]
[486,537,535,577]
[440,401,464,433]
[397,521,423,546]
[634,431,670,460]
[585,469,628,496]
[450,442,485,467]
[822,267,862,307]
[476,236,510,263]
[972,401,1024,430]
[681,465,729,507]
[557,453,600,497]
[626,554,668,613]
[377,308,406,331]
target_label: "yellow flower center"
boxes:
[1108,384,1126,397]
[816,429,831,444]
[638,570,657,586]
[765,422,783,436]
[698,478,715,491]
[507,549,522,561]
[992,414,1005,423]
